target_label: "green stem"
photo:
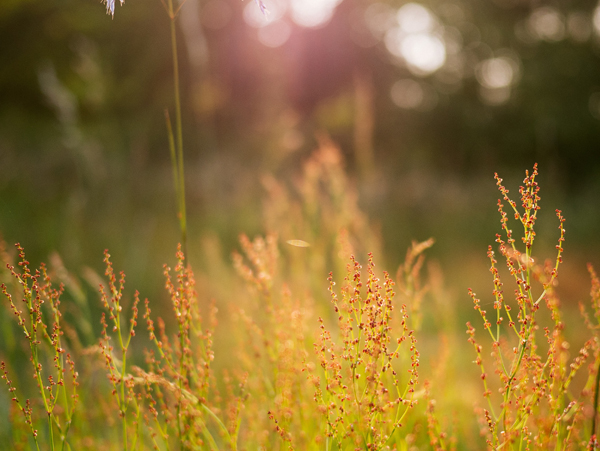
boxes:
[592,355,600,443]
[48,413,55,451]
[166,0,188,261]
[122,352,128,450]
[201,403,237,449]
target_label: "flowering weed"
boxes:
[466,165,600,449]
[2,127,600,450]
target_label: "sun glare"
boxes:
[396,2,435,34]
[289,0,342,28]
[243,0,343,46]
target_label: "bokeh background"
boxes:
[1,0,599,305]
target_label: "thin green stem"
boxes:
[48,413,55,451]
[122,352,128,450]
[592,356,600,443]
[201,403,237,449]
[166,0,188,261]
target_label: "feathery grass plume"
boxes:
[395,238,435,332]
[466,164,600,449]
[104,0,124,17]
[261,139,383,300]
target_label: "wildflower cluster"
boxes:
[97,244,232,450]
[98,249,142,449]
[308,253,420,449]
[138,244,228,450]
[467,165,600,449]
[3,143,600,450]
[1,244,79,450]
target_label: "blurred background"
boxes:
[1,0,599,305]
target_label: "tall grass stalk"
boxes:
[162,0,188,261]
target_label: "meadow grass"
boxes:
[2,149,600,450]
[2,2,600,449]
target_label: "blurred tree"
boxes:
[0,0,599,291]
